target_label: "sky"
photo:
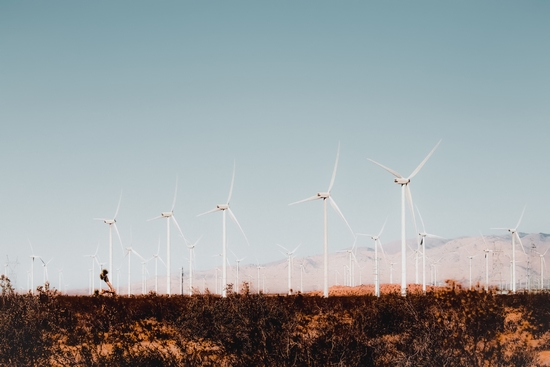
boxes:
[0,1,549,292]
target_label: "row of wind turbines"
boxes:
[22,139,547,297]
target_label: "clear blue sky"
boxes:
[1,1,549,291]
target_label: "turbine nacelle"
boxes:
[394,178,410,185]
[161,212,173,218]
[104,219,116,225]
[216,204,229,210]
[317,192,330,198]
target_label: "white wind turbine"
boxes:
[187,236,202,295]
[299,259,308,293]
[256,262,264,294]
[338,238,360,287]
[198,163,249,298]
[465,250,477,289]
[492,207,527,293]
[416,207,445,293]
[480,233,493,291]
[84,244,101,295]
[230,250,245,294]
[152,237,167,294]
[40,257,53,286]
[125,246,144,296]
[358,219,388,297]
[149,178,188,296]
[369,140,441,296]
[28,241,40,295]
[278,244,300,295]
[290,143,355,298]
[94,192,124,275]
[536,246,549,291]
[57,268,63,293]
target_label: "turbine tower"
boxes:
[368,140,441,296]
[230,250,245,294]
[188,237,202,295]
[94,192,123,275]
[290,143,355,298]
[416,207,444,293]
[149,178,188,296]
[357,218,387,297]
[492,207,527,293]
[480,232,493,291]
[536,246,549,291]
[28,241,40,295]
[278,244,300,295]
[198,162,249,298]
[152,238,167,293]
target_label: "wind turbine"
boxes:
[415,207,445,293]
[125,246,144,296]
[289,143,355,298]
[480,233,493,291]
[149,178,188,296]
[299,259,308,293]
[57,268,63,293]
[94,192,124,275]
[368,140,441,296]
[28,240,41,295]
[536,246,550,291]
[278,244,300,295]
[358,219,388,297]
[152,237,167,294]
[40,258,53,286]
[198,163,249,298]
[188,237,202,295]
[492,207,527,293]
[85,244,101,294]
[255,260,264,294]
[230,250,245,294]
[338,238,360,287]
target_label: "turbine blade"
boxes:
[171,215,189,245]
[197,207,222,217]
[327,142,340,193]
[132,249,145,262]
[113,223,125,255]
[480,231,489,247]
[227,161,236,205]
[227,208,249,246]
[193,235,203,247]
[378,217,388,238]
[147,216,163,222]
[416,205,427,234]
[408,139,441,179]
[328,197,355,238]
[93,218,107,221]
[367,158,403,179]
[378,239,388,261]
[277,243,290,253]
[171,176,179,212]
[289,195,321,206]
[405,185,418,238]
[291,244,301,254]
[426,234,445,240]
[515,205,526,230]
[28,239,35,255]
[114,191,123,219]
[515,232,526,254]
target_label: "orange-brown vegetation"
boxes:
[0,277,549,366]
